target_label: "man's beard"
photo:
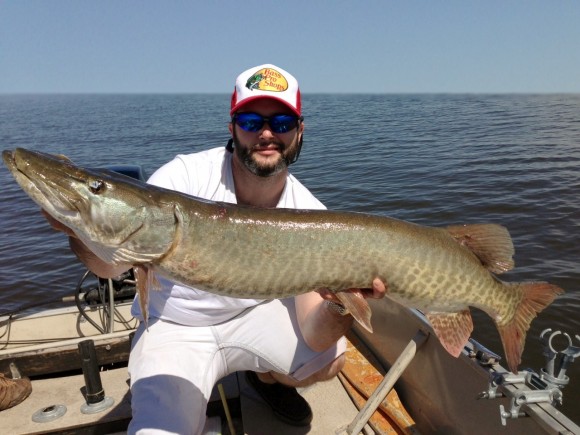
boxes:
[232,133,300,178]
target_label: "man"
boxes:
[49,64,386,433]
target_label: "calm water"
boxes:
[1,94,579,421]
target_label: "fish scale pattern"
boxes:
[160,202,513,325]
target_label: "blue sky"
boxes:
[1,1,579,94]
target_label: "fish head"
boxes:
[3,148,176,264]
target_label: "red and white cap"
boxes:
[230,64,301,116]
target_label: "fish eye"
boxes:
[88,179,105,194]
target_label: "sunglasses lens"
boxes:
[235,113,264,132]
[269,115,298,133]
[235,113,299,133]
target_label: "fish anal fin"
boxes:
[496,282,564,374]
[446,224,515,274]
[426,310,473,357]
[335,291,373,333]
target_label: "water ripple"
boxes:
[1,94,579,420]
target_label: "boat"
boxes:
[1,276,579,434]
[1,168,579,434]
[1,267,580,435]
[0,269,137,434]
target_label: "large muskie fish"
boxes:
[3,148,563,373]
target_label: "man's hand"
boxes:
[316,277,387,303]
[296,278,387,352]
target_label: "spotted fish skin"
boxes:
[2,148,564,373]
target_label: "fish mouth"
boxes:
[3,148,84,217]
[2,149,18,172]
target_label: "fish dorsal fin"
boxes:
[446,224,515,274]
[335,291,373,333]
[426,310,473,357]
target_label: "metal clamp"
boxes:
[478,328,578,426]
[539,328,580,388]
[469,338,502,366]
[498,377,563,426]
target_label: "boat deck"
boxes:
[0,366,369,434]
[0,300,378,434]
[240,371,367,434]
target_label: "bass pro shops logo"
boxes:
[245,68,289,92]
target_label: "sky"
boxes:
[1,1,579,94]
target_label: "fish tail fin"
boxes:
[497,282,563,374]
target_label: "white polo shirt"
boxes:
[131,146,325,326]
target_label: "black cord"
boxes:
[75,269,106,334]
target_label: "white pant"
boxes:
[127,298,346,435]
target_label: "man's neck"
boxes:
[231,156,287,208]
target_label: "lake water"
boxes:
[1,94,579,422]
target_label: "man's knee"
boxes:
[129,374,207,434]
[313,353,345,382]
[294,353,346,387]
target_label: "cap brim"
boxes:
[230,95,300,117]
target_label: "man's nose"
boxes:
[258,123,275,139]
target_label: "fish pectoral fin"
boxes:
[425,310,473,357]
[445,224,515,274]
[134,264,155,330]
[335,291,373,333]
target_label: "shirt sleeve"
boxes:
[147,155,193,194]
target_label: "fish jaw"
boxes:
[3,149,83,226]
[2,148,176,266]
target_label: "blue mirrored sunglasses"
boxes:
[233,113,303,134]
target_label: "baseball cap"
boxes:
[230,64,301,116]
